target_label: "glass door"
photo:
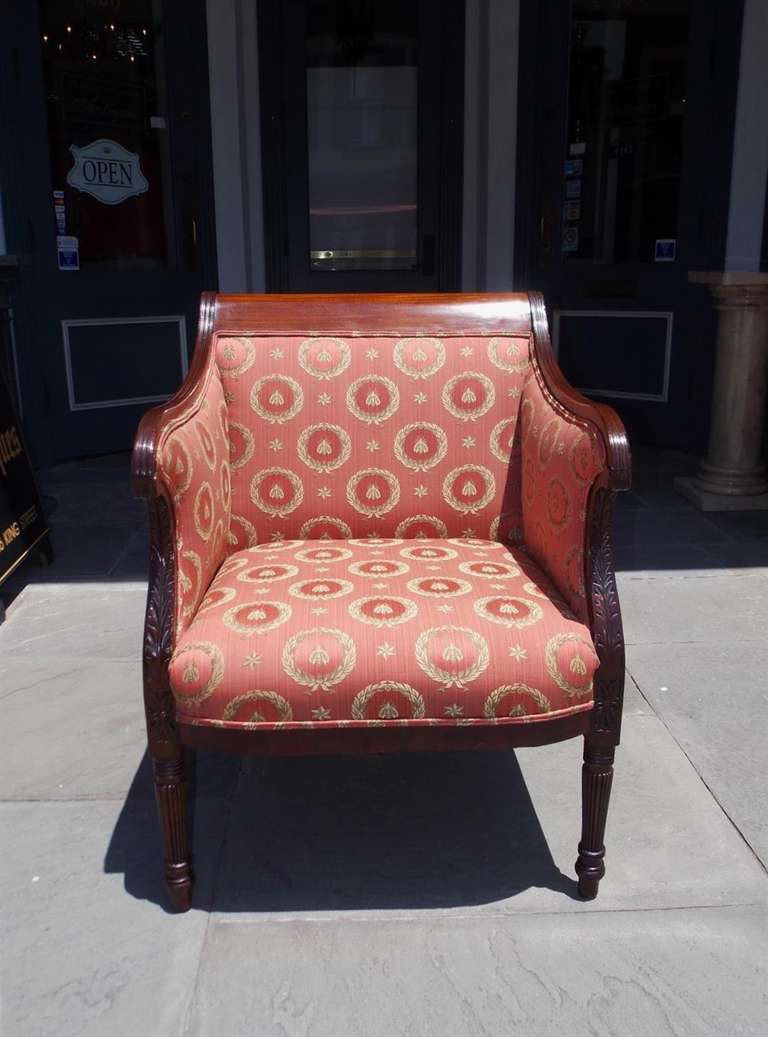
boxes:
[259,0,463,292]
[1,0,216,462]
[516,0,741,449]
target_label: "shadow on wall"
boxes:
[104,747,579,914]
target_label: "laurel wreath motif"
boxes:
[222,600,292,636]
[545,633,595,697]
[288,578,354,600]
[249,374,304,423]
[227,513,258,548]
[346,375,400,424]
[351,681,426,720]
[395,515,448,538]
[217,335,256,378]
[193,482,215,540]
[442,465,496,514]
[250,467,304,518]
[195,419,217,471]
[473,595,544,628]
[228,421,255,470]
[162,436,193,499]
[237,563,299,583]
[441,371,495,421]
[297,516,353,540]
[483,683,551,718]
[197,586,236,614]
[346,468,401,518]
[171,641,225,706]
[415,625,489,690]
[348,596,418,627]
[296,423,352,473]
[393,337,446,379]
[393,422,448,471]
[486,336,530,374]
[221,690,293,725]
[282,627,357,691]
[489,416,517,462]
[298,337,351,379]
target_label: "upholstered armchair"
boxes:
[131,292,630,911]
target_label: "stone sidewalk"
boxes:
[1,448,767,1036]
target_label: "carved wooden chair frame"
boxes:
[131,292,630,912]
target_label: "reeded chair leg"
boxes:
[575,740,615,899]
[153,753,193,912]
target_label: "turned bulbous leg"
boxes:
[575,742,615,900]
[153,755,193,912]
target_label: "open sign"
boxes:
[67,139,149,205]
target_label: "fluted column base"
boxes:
[154,756,193,912]
[575,743,615,900]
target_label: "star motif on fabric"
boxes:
[377,643,395,659]
[460,346,474,357]
[269,438,282,452]
[508,386,522,398]
[372,581,389,589]
[426,564,442,571]
[436,604,454,613]
[312,706,332,721]
[317,392,332,405]
[462,436,476,449]
[365,347,379,360]
[414,485,428,497]
[509,644,528,662]
[461,528,477,538]
[243,651,262,669]
[318,486,332,499]
[311,606,328,616]
[314,566,331,573]
[414,391,427,404]
[368,549,385,555]
[366,531,381,539]
[444,703,464,717]
[269,347,284,359]
[490,582,506,590]
[366,439,380,452]
[224,389,235,405]
[270,531,285,542]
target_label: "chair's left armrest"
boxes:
[521,293,631,741]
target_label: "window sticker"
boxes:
[66,139,148,205]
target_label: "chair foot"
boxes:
[575,741,615,900]
[153,755,194,912]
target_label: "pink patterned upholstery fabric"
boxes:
[157,361,231,636]
[520,364,606,621]
[168,538,598,729]
[216,333,530,549]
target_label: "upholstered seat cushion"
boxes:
[168,538,598,730]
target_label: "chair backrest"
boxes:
[212,293,534,547]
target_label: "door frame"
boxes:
[257,0,465,293]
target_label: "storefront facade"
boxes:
[1,0,765,465]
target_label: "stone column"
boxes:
[676,272,768,511]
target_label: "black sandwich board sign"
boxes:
[0,373,49,590]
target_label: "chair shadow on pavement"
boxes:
[105,746,579,913]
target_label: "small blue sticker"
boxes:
[654,239,676,262]
[57,235,80,271]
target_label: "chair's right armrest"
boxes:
[130,293,231,684]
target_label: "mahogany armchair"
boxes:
[131,292,630,911]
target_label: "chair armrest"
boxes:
[131,293,231,645]
[520,293,631,618]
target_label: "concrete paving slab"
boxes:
[187,906,768,1037]
[0,583,146,660]
[618,574,768,644]
[208,713,767,919]
[627,641,768,867]
[0,659,146,800]
[0,798,224,1037]
[615,542,732,579]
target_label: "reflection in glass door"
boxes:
[306,2,418,272]
[259,0,464,292]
